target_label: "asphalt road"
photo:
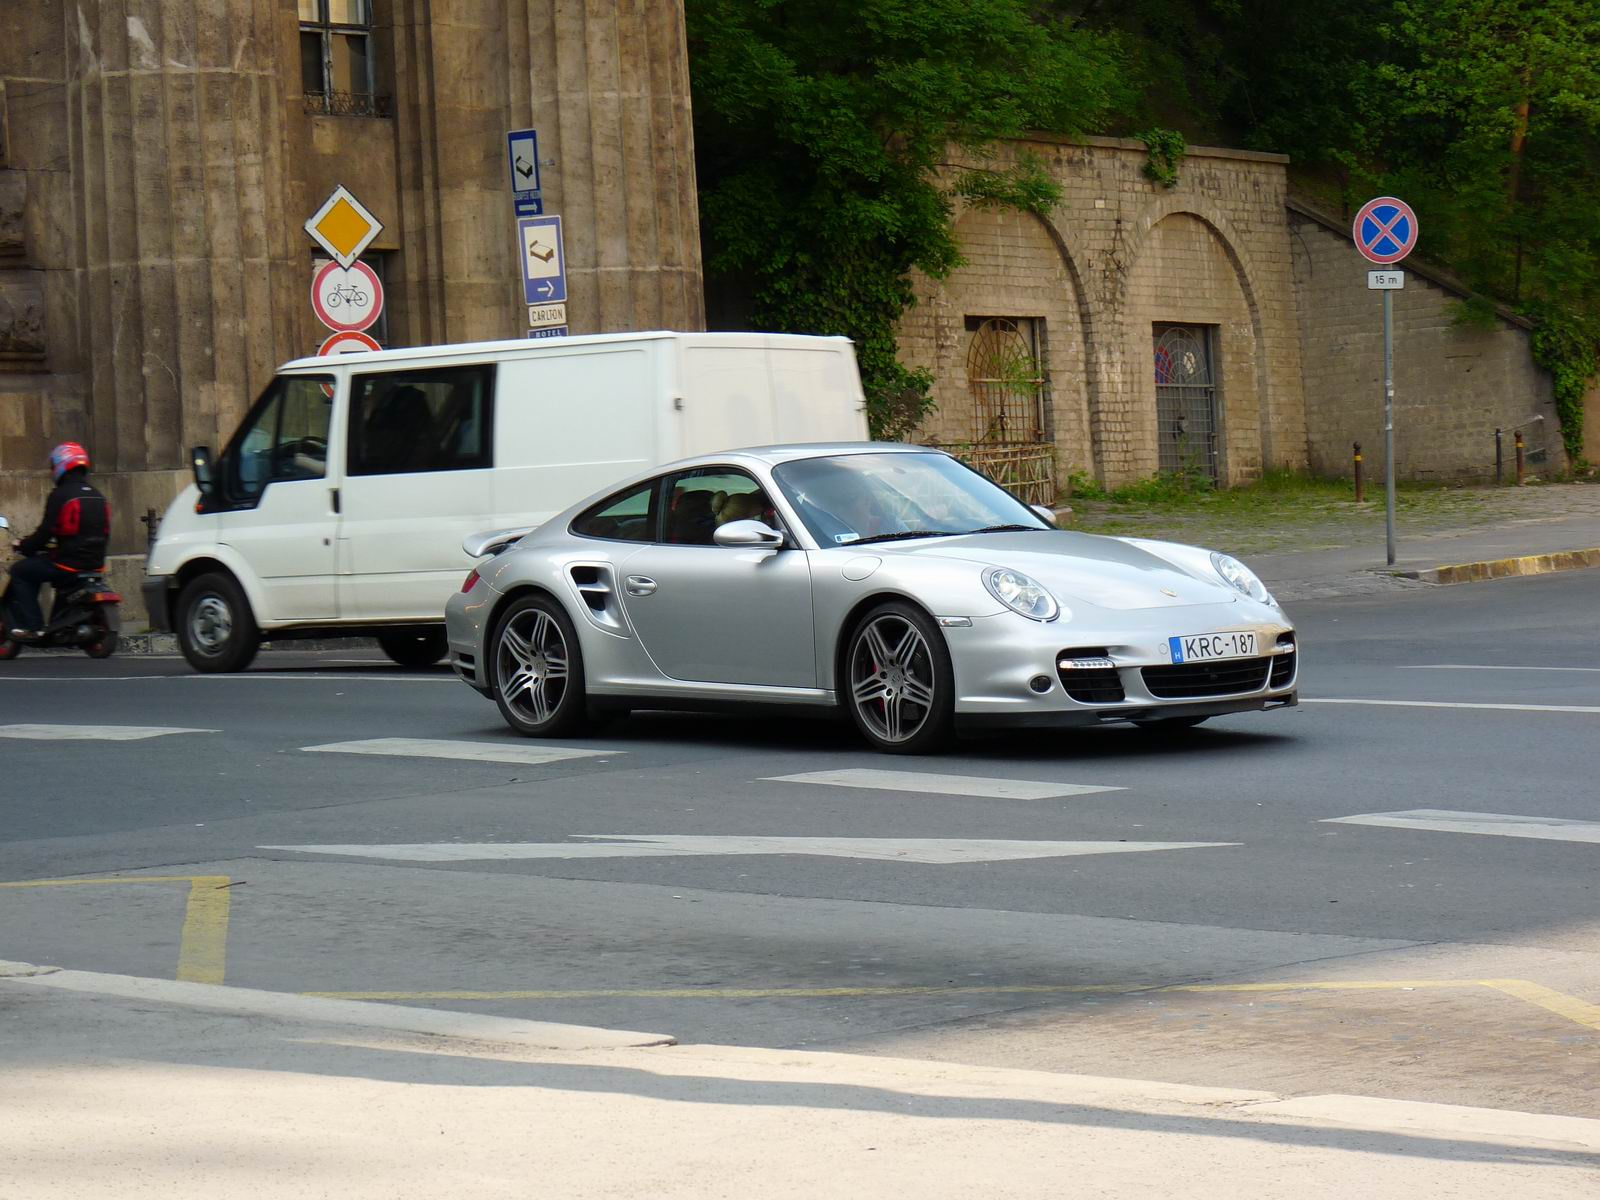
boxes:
[3,571,1597,1117]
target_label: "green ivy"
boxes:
[686,0,1125,439]
[1526,303,1598,463]
[1137,128,1186,188]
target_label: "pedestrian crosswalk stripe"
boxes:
[763,768,1122,800]
[0,724,218,740]
[260,835,1234,864]
[1323,809,1600,845]
[300,737,614,766]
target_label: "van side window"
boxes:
[224,375,334,504]
[347,365,495,476]
[571,481,660,543]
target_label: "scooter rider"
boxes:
[7,443,111,642]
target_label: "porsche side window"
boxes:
[571,482,658,543]
[663,470,779,546]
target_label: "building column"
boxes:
[63,0,299,537]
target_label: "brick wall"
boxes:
[900,136,1309,490]
[1289,204,1559,481]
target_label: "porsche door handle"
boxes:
[625,576,658,597]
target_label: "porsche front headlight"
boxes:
[1211,552,1276,606]
[983,567,1059,622]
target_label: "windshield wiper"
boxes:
[850,529,963,545]
[966,523,1047,534]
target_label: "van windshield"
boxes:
[222,374,335,505]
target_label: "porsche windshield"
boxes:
[772,452,1050,547]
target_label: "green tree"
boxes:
[1368,0,1600,455]
[686,0,1125,437]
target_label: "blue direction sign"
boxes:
[517,215,567,304]
[507,128,543,216]
[1352,196,1418,265]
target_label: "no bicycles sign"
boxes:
[311,260,383,333]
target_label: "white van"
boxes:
[143,331,870,671]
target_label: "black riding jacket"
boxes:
[17,468,111,571]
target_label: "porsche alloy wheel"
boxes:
[846,602,954,754]
[492,595,588,737]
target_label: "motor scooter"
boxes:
[0,515,121,660]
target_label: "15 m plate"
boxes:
[1169,631,1257,664]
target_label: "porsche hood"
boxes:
[890,532,1239,611]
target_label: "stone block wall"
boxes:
[900,136,1309,490]
[0,1,706,575]
[1289,202,1559,481]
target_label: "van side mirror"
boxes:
[1030,504,1059,528]
[191,446,215,494]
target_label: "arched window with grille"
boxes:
[939,316,1054,504]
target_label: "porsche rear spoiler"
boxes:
[463,525,539,559]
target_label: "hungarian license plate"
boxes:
[1169,631,1257,664]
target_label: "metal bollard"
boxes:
[1515,429,1526,485]
[1495,429,1503,485]
[1353,442,1364,503]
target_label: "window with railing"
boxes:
[300,1,390,117]
[939,316,1055,505]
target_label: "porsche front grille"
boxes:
[1057,648,1125,703]
[1142,657,1272,699]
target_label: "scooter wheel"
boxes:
[83,630,118,659]
[0,614,21,660]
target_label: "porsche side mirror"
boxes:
[1030,504,1059,528]
[191,445,215,494]
[713,520,785,549]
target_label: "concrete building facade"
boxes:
[0,0,704,551]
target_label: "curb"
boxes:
[1395,546,1600,586]
[0,959,674,1051]
[115,633,378,655]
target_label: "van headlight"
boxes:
[984,568,1060,622]
[1211,552,1275,606]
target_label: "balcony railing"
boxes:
[303,90,392,118]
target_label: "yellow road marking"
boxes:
[306,978,1600,1032]
[1478,978,1600,1032]
[0,875,232,984]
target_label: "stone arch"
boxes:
[1112,200,1273,484]
[900,202,1096,480]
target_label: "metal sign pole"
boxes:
[1353,195,1416,569]
[1383,287,1396,566]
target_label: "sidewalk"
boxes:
[3,960,1597,1198]
[1253,509,1600,601]
[1070,481,1600,602]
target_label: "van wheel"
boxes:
[377,629,448,668]
[491,595,588,737]
[176,572,260,673]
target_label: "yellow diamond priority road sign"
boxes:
[304,185,382,269]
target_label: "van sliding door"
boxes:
[338,364,496,622]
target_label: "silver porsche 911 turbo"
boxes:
[445,443,1297,753]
